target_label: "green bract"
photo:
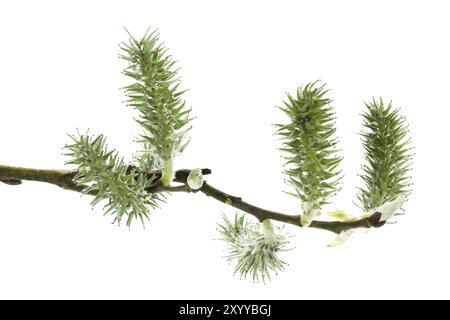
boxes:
[276,82,342,223]
[357,98,412,212]
[64,132,161,227]
[120,29,193,186]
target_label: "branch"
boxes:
[0,164,384,234]
[173,170,384,233]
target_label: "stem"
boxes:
[0,164,83,192]
[0,164,382,234]
[261,219,274,232]
[261,219,275,242]
[161,158,173,187]
[194,180,378,233]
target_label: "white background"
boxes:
[0,0,448,299]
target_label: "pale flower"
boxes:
[374,194,406,221]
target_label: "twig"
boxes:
[0,164,383,234]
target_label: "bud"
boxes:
[187,168,204,190]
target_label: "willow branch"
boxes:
[0,164,384,234]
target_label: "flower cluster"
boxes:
[358,98,412,212]
[276,82,342,226]
[120,28,193,186]
[64,132,161,227]
[218,214,291,283]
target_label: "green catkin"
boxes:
[120,28,193,184]
[217,214,290,283]
[276,82,342,223]
[358,98,412,211]
[64,132,161,227]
